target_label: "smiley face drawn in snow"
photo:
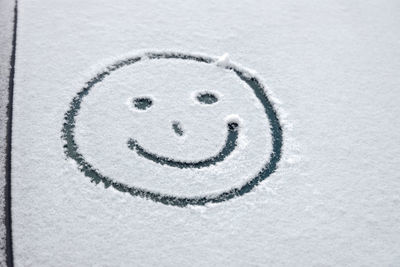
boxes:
[127,93,239,169]
[62,51,282,206]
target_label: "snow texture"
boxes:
[216,53,230,67]
[74,54,272,196]
[10,0,400,266]
[0,0,15,264]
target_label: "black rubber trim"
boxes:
[4,0,18,266]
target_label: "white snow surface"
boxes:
[10,0,400,266]
[216,52,230,67]
[76,56,271,196]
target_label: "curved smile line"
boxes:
[127,122,239,169]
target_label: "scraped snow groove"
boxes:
[61,51,283,207]
[127,122,239,168]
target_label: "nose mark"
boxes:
[172,121,184,136]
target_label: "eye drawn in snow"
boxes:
[62,51,282,207]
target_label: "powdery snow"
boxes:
[216,52,230,67]
[8,0,400,266]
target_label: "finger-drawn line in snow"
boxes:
[127,122,239,168]
[61,51,283,207]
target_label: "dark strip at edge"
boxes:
[5,0,18,266]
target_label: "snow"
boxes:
[216,52,230,67]
[73,55,272,196]
[7,0,400,266]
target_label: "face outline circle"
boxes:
[62,51,283,207]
